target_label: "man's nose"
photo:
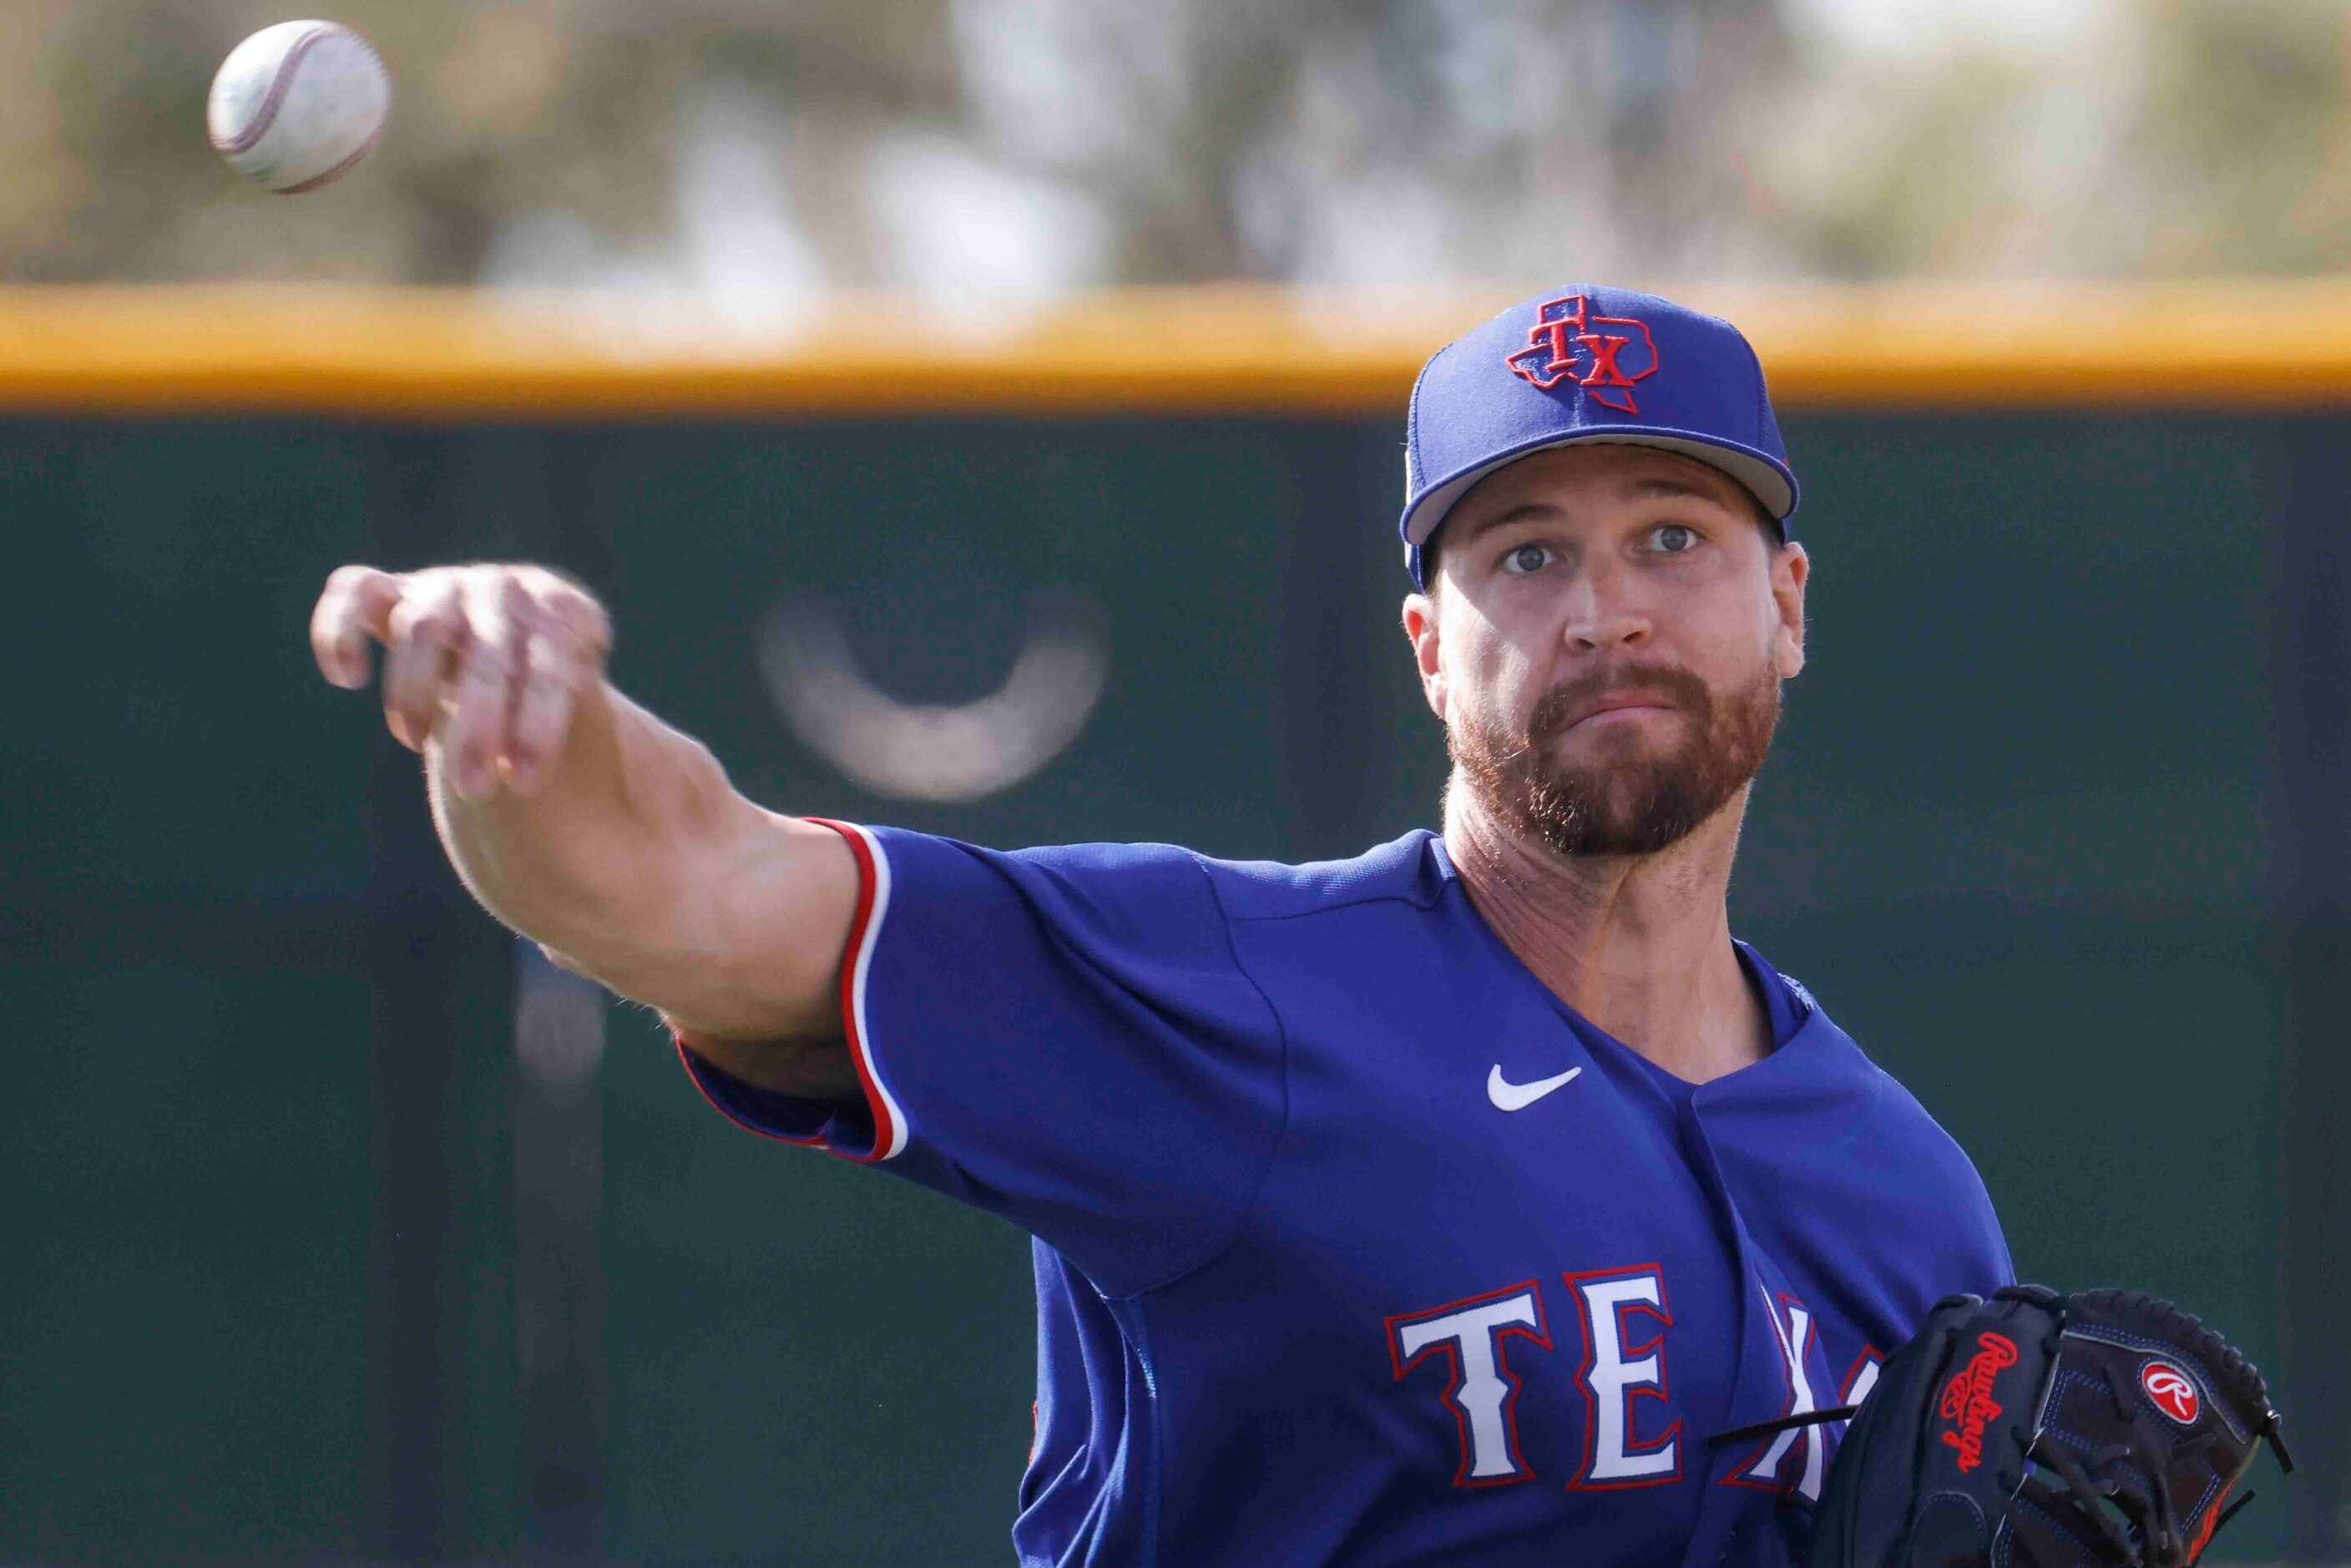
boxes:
[1561,567,1651,651]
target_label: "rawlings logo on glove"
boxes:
[2142,1362,2201,1425]
[1810,1287,2291,1568]
[1936,1330,2019,1471]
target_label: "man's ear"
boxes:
[1772,542,1808,680]
[1403,589,1448,721]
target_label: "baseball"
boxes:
[206,20,391,194]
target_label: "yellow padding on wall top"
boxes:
[0,281,2346,416]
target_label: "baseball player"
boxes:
[309,286,2012,1566]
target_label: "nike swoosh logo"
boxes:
[1487,1064,1584,1111]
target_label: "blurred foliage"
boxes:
[2,0,2347,290]
[2132,0,2351,271]
[1780,0,2351,276]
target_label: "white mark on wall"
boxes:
[757,591,1109,803]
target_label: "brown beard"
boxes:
[1450,659,1780,858]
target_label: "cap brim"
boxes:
[1402,428,1797,549]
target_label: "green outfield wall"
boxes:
[0,409,2337,1565]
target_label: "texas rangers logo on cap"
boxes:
[1504,295,1660,413]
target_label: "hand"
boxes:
[310,563,614,799]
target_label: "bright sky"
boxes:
[1789,0,2109,59]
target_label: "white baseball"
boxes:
[206,21,391,194]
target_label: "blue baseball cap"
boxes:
[1399,285,1799,587]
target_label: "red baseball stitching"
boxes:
[276,116,385,193]
[211,24,349,155]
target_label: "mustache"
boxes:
[1525,662,1714,743]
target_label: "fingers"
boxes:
[440,572,530,798]
[503,583,600,796]
[380,574,467,751]
[533,571,612,660]
[314,562,613,793]
[310,565,402,688]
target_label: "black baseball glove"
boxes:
[1808,1285,2290,1568]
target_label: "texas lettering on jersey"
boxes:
[1390,1269,1845,1499]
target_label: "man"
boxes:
[309,286,2010,1566]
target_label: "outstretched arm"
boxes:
[309,562,859,1100]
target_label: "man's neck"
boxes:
[1443,781,1771,1084]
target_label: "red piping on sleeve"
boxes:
[667,817,906,1161]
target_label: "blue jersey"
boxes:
[680,825,2012,1567]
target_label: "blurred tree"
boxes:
[2129,0,2351,273]
[1,0,2345,291]
[0,0,1782,288]
[1762,0,2351,279]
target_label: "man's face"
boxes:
[1403,445,1809,859]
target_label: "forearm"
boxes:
[313,562,858,1064]
[427,680,853,1045]
[428,680,705,969]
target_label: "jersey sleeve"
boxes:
[1850,1070,2018,1313]
[1946,1149,2016,1292]
[678,820,1287,1298]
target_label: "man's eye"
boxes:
[1502,544,1550,575]
[1651,524,1698,554]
